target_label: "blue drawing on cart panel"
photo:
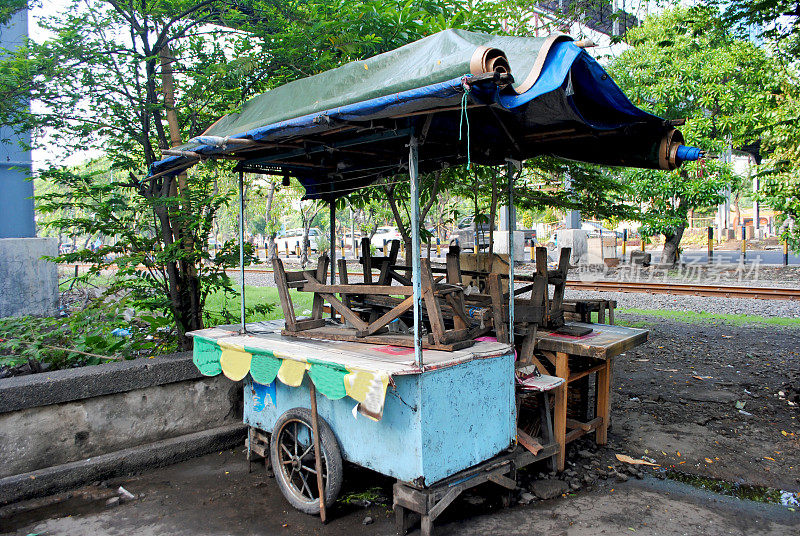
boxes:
[251,380,276,411]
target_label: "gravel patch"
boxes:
[563,289,800,318]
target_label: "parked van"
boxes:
[277,227,322,253]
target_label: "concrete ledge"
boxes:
[0,424,246,506]
[0,351,197,414]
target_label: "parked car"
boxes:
[371,226,402,252]
[277,227,322,253]
[581,221,623,238]
[59,243,77,255]
[448,216,495,252]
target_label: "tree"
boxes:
[712,0,800,251]
[0,0,506,346]
[609,6,783,264]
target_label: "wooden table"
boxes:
[535,322,648,470]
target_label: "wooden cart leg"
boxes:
[596,359,611,445]
[421,515,434,536]
[554,352,569,471]
[395,505,409,536]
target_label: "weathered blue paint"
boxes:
[0,7,34,239]
[244,353,515,485]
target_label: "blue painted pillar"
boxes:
[0,6,35,239]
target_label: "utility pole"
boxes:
[0,3,59,317]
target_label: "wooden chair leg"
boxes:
[554,352,569,471]
[596,359,611,445]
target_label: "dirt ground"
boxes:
[613,314,800,491]
[3,313,799,535]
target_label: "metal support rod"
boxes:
[330,201,336,285]
[409,135,423,367]
[506,162,516,348]
[238,171,247,334]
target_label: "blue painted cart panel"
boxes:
[244,353,515,485]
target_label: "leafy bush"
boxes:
[0,299,178,374]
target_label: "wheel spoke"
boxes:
[297,470,312,499]
[280,443,293,458]
[300,463,317,475]
[299,443,313,460]
[293,423,299,457]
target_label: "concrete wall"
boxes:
[0,238,59,317]
[0,352,245,504]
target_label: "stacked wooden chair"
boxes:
[272,238,491,350]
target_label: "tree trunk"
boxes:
[661,224,686,266]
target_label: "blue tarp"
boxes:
[148,30,698,197]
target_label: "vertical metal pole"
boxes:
[708,226,713,263]
[409,136,423,367]
[506,163,516,348]
[741,224,746,263]
[784,238,789,266]
[238,171,246,334]
[349,203,355,260]
[330,200,336,285]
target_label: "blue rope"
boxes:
[459,82,471,170]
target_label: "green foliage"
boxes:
[609,6,783,258]
[36,162,256,343]
[713,0,800,60]
[0,301,177,373]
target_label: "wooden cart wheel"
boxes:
[270,408,343,515]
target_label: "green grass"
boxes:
[610,308,800,328]
[204,285,312,323]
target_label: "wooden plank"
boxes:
[387,239,400,264]
[516,428,543,456]
[302,279,413,295]
[420,258,447,345]
[487,273,508,343]
[294,318,327,331]
[284,325,473,351]
[444,292,469,330]
[535,248,550,322]
[364,295,414,336]
[309,382,327,523]
[554,351,569,471]
[428,486,461,520]
[318,293,369,332]
[566,362,606,384]
[536,323,649,359]
[273,259,297,331]
[487,473,517,490]
[337,258,350,308]
[596,359,611,445]
[445,251,461,284]
[551,247,571,315]
[378,259,392,286]
[311,255,329,320]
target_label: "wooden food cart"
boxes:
[148,28,701,535]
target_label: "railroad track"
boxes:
[565,280,800,301]
[62,264,800,301]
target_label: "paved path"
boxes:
[5,450,796,536]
